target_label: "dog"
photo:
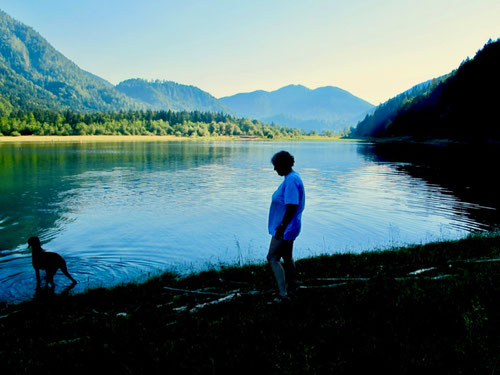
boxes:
[28,236,77,289]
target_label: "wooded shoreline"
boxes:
[0,134,346,143]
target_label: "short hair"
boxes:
[271,150,295,168]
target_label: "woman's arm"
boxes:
[275,204,298,240]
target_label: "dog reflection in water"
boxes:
[28,236,77,290]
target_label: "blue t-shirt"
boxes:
[268,171,305,241]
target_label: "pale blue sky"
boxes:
[1,0,499,104]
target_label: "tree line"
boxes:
[0,109,323,138]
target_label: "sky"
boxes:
[1,0,499,105]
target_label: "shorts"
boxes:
[267,236,294,262]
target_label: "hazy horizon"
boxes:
[1,0,499,105]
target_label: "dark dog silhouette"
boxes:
[28,236,77,289]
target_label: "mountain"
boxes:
[0,8,374,130]
[353,38,500,142]
[115,79,230,113]
[352,75,450,137]
[0,9,143,113]
[219,84,374,131]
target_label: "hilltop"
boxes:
[220,84,374,132]
[116,78,230,113]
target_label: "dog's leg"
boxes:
[60,261,77,284]
[46,270,56,290]
[35,268,41,289]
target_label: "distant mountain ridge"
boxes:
[220,84,375,131]
[116,79,230,113]
[0,9,143,113]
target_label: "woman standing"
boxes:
[267,151,305,302]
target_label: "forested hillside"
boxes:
[353,39,500,142]
[116,79,230,113]
[352,75,450,137]
[0,10,143,113]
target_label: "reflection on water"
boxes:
[358,142,500,230]
[0,140,498,303]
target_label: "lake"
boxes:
[1,139,499,303]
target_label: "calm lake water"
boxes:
[1,140,499,303]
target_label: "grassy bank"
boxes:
[1,233,499,374]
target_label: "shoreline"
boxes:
[351,135,500,146]
[0,134,350,143]
[0,135,246,143]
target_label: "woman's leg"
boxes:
[267,237,288,297]
[281,241,296,293]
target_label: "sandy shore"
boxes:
[0,135,259,143]
[0,135,345,143]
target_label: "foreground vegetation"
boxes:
[1,233,499,374]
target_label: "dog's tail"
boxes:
[60,258,77,284]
